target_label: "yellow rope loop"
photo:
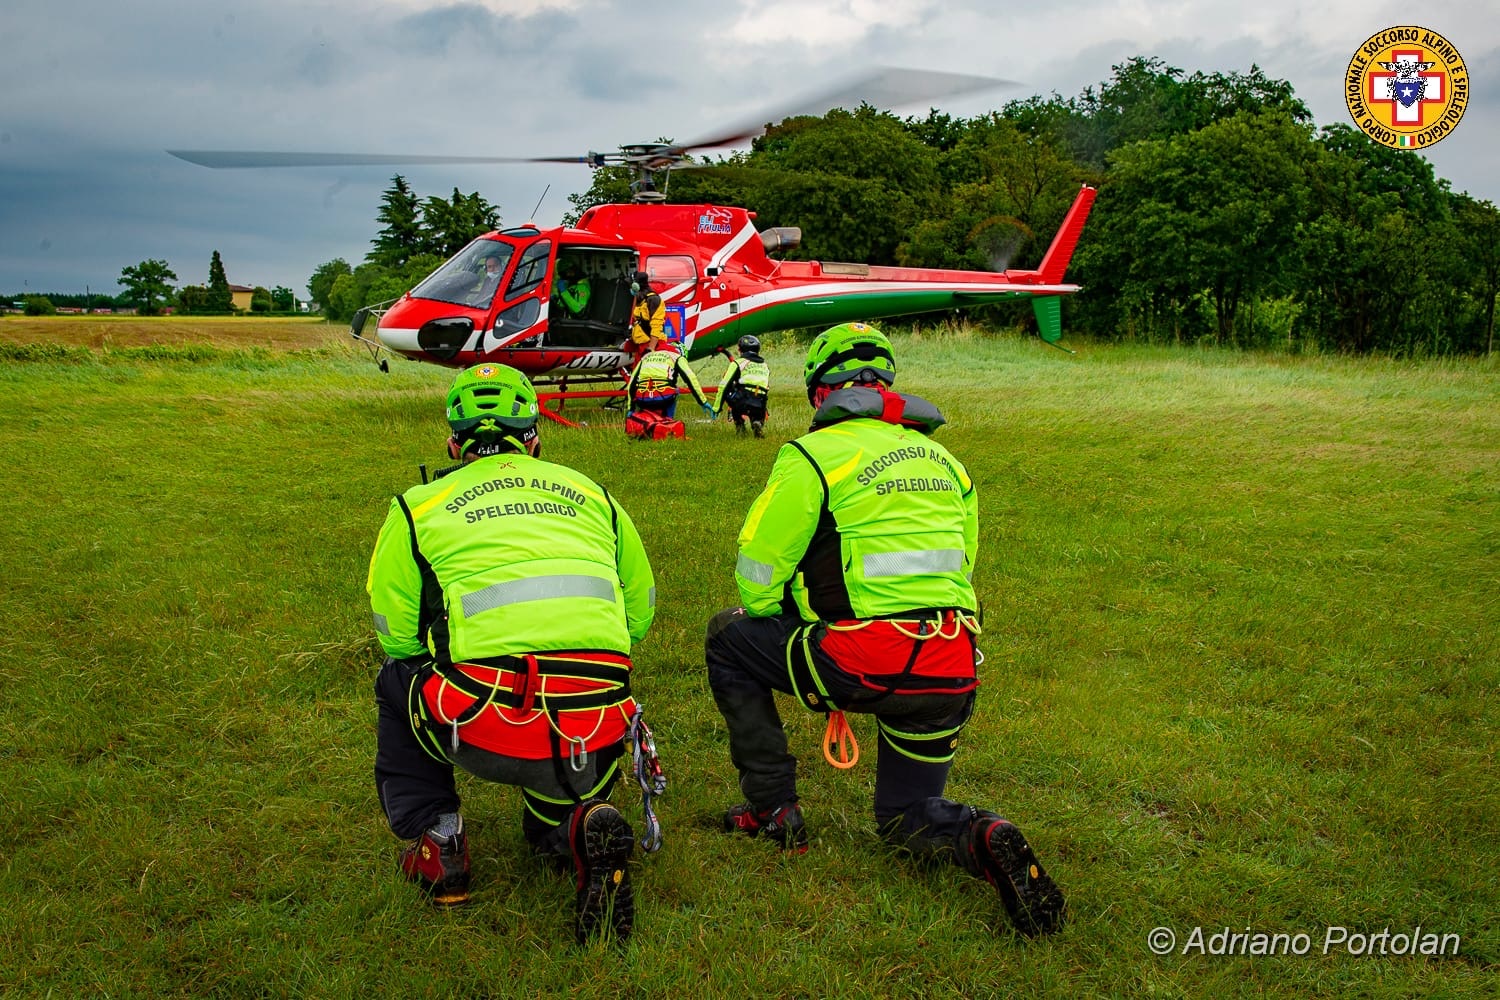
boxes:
[431,674,506,728]
[825,620,873,633]
[823,711,860,769]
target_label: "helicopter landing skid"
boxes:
[349,302,398,373]
[536,386,627,428]
[350,330,391,373]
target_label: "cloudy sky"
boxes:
[2,0,1494,299]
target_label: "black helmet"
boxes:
[630,270,651,295]
[737,335,760,355]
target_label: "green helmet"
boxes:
[446,363,540,453]
[804,322,895,400]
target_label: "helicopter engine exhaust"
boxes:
[760,227,802,253]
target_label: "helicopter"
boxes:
[168,69,1096,418]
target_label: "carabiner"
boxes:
[567,736,588,772]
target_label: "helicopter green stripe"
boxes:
[691,288,1038,356]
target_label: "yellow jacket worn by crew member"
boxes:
[368,362,652,943]
[628,270,665,349]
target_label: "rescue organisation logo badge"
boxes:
[1345,26,1468,150]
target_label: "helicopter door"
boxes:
[489,240,550,348]
[548,247,638,348]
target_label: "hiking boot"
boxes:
[724,800,808,853]
[963,814,1065,936]
[399,826,471,907]
[751,420,765,438]
[570,801,635,944]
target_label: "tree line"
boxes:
[307,57,1498,356]
[11,251,300,317]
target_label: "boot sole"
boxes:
[576,805,635,943]
[982,822,1066,936]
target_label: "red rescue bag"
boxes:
[625,408,686,440]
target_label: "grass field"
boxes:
[0,318,1495,998]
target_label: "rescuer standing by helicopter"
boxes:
[714,334,772,437]
[703,322,1067,938]
[367,363,655,944]
[626,270,666,364]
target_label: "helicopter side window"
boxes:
[507,240,551,298]
[410,239,515,309]
[644,255,697,303]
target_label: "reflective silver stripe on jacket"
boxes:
[736,552,774,586]
[863,549,964,578]
[647,585,657,607]
[372,612,390,635]
[461,574,617,617]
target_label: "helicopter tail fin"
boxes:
[1031,294,1062,345]
[1035,185,1096,286]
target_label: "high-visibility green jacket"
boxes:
[553,276,592,316]
[715,353,770,413]
[367,453,655,663]
[734,387,977,621]
[626,348,709,406]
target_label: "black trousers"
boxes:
[726,394,767,428]
[704,608,979,857]
[373,657,622,853]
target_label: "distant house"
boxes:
[229,284,255,311]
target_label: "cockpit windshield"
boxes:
[409,239,516,308]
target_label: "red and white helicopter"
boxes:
[170,69,1094,420]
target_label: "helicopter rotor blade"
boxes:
[670,66,1016,154]
[166,150,598,169]
[167,66,1015,177]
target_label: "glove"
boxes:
[702,403,717,420]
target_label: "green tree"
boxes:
[1454,195,1500,356]
[369,174,424,268]
[1079,112,1314,345]
[900,113,1088,273]
[678,107,945,266]
[207,250,233,312]
[1008,57,1311,171]
[308,259,352,313]
[421,189,500,257]
[564,164,639,223]
[1291,125,1454,353]
[271,286,296,312]
[250,286,273,313]
[118,259,178,315]
[176,284,212,313]
[22,295,56,316]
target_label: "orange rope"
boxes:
[822,711,859,769]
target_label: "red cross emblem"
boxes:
[1368,49,1446,127]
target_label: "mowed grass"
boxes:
[0,321,1494,998]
